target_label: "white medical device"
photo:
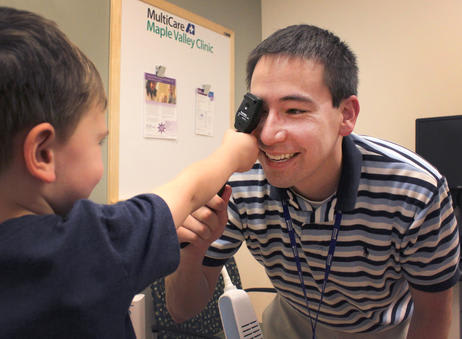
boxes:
[218,266,264,339]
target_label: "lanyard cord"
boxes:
[281,198,342,339]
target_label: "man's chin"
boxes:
[264,174,293,189]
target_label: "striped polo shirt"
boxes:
[204,133,460,333]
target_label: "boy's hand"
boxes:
[176,185,232,251]
[221,129,258,173]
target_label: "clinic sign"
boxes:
[146,8,214,53]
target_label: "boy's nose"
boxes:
[256,110,287,146]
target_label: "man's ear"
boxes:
[339,95,360,136]
[23,123,57,183]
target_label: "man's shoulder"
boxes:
[351,133,444,188]
[350,133,415,158]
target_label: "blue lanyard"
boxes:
[281,197,342,339]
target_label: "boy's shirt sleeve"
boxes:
[66,193,179,293]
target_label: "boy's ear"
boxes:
[339,95,360,136]
[23,123,57,183]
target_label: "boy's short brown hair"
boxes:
[0,7,107,172]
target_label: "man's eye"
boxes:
[286,109,306,115]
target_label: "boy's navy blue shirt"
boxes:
[0,194,179,339]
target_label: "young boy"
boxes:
[0,7,258,339]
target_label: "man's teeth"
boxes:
[266,153,295,161]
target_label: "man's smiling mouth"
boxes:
[264,152,297,162]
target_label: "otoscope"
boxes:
[217,92,263,195]
[233,92,263,134]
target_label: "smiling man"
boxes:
[165,25,460,339]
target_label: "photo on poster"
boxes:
[144,72,177,139]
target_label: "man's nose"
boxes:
[256,110,287,146]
